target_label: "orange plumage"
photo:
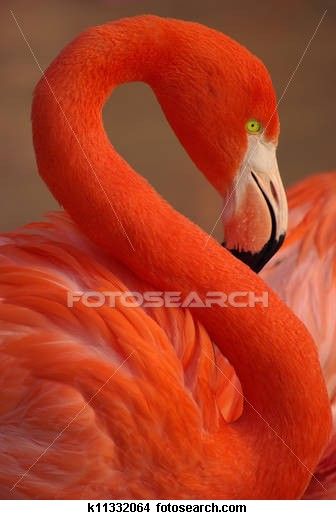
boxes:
[0,16,331,499]
[262,172,336,499]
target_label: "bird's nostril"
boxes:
[270,181,278,203]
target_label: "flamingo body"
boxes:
[0,212,243,499]
[262,172,336,499]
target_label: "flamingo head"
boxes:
[153,19,288,272]
[220,129,288,273]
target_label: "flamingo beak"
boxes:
[221,136,288,273]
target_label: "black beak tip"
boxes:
[222,233,286,273]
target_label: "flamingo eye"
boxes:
[246,119,262,134]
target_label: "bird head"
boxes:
[152,18,287,272]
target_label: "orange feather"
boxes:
[262,172,336,499]
[0,16,331,499]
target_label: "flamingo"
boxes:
[261,172,336,498]
[0,15,331,499]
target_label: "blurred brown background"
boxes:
[0,0,335,240]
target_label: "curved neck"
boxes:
[32,16,330,497]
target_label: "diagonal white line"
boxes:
[10,10,135,252]
[203,9,327,248]
[205,350,327,491]
[276,9,327,108]
[10,351,134,492]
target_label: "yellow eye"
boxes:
[246,119,262,134]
